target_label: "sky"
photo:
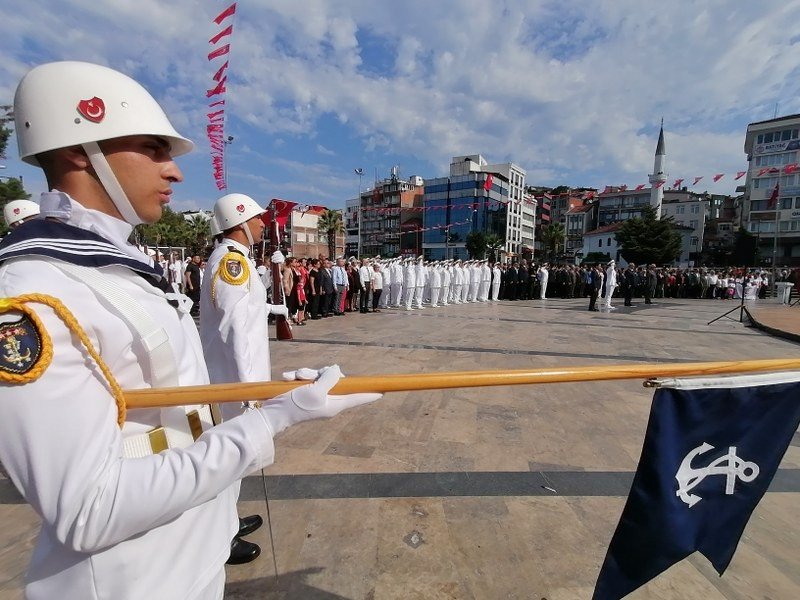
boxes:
[2,0,800,212]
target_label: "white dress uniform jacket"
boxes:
[201,239,270,387]
[0,193,275,600]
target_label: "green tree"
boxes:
[0,104,13,159]
[134,207,193,253]
[465,231,487,259]
[615,205,682,265]
[582,251,611,265]
[0,178,31,236]
[731,227,759,267]
[540,223,565,261]
[317,208,344,259]
[0,106,32,236]
[485,232,504,262]
[185,214,211,255]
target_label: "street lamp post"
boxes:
[355,168,364,257]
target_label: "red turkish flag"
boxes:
[784,163,798,175]
[692,176,703,186]
[213,3,237,25]
[635,184,645,191]
[484,174,493,191]
[713,173,724,182]
[734,171,746,180]
[672,178,684,188]
[767,183,780,209]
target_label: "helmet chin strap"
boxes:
[83,142,144,226]
[240,221,255,247]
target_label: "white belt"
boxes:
[123,405,217,458]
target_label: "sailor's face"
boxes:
[100,135,184,224]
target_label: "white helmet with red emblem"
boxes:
[213,193,265,246]
[3,199,40,228]
[13,61,193,226]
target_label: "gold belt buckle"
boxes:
[147,426,169,454]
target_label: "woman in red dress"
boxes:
[294,258,308,325]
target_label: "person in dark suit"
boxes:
[588,264,603,311]
[623,263,636,306]
[644,264,657,304]
[319,259,335,316]
[518,262,530,300]
[506,263,519,300]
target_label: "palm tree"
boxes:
[540,223,565,262]
[317,209,344,259]
[186,214,211,254]
[485,233,505,263]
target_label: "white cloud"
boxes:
[2,0,800,207]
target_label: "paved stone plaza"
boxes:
[1,298,799,599]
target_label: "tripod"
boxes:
[708,282,748,325]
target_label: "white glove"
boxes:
[281,366,334,381]
[259,365,382,436]
[271,250,285,265]
[268,304,289,317]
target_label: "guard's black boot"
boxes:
[226,537,261,565]
[238,515,263,538]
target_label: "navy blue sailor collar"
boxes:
[0,218,165,280]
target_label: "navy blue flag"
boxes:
[593,373,800,599]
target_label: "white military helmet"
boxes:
[209,214,222,237]
[14,61,193,225]
[3,199,40,228]
[213,193,265,246]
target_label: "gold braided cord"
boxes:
[0,294,126,426]
[0,298,53,383]
[211,252,250,307]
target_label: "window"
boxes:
[607,237,612,246]
[677,205,685,214]
[757,134,763,144]
[690,236,699,246]
[691,204,699,214]
[598,239,603,248]
[689,220,698,229]
[781,197,792,210]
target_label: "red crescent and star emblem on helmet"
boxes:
[13,208,20,215]
[77,97,106,123]
[236,204,245,213]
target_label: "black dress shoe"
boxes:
[226,537,261,565]
[238,514,263,537]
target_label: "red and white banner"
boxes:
[206,3,237,191]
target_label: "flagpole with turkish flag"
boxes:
[769,182,780,297]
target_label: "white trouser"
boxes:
[461,282,470,303]
[479,281,490,301]
[441,284,450,305]
[491,281,501,301]
[468,282,478,301]
[379,285,390,307]
[430,286,441,307]
[414,285,424,308]
[453,284,462,303]
[404,284,415,309]
[540,278,548,299]
[604,285,614,307]
[391,283,403,306]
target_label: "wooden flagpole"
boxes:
[125,358,800,410]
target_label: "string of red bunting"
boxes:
[206,3,237,191]
[399,219,472,236]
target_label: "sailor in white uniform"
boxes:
[0,61,379,600]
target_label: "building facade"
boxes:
[422,155,511,261]
[359,173,424,258]
[743,114,800,266]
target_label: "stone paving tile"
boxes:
[1,297,798,599]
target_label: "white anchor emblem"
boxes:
[675,442,760,508]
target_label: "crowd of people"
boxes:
[199,254,799,325]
